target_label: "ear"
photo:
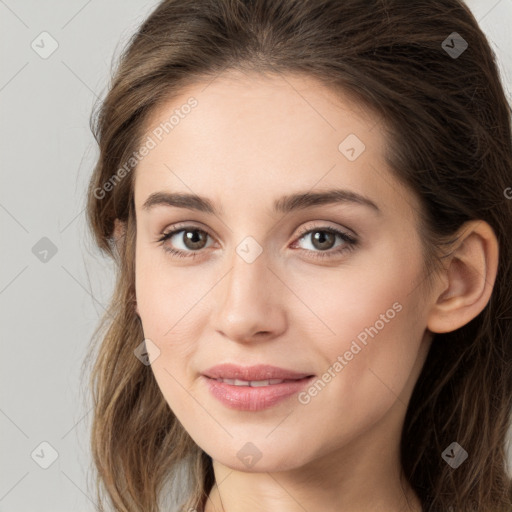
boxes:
[427,220,499,334]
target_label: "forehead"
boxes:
[133,70,416,220]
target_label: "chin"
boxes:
[210,445,309,473]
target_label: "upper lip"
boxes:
[202,363,314,381]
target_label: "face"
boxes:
[133,70,433,472]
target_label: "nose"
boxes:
[211,249,287,344]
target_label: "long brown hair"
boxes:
[84,1,512,510]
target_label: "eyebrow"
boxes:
[141,188,381,216]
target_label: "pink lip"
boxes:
[201,364,315,411]
[201,363,313,381]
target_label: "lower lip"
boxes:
[202,375,314,411]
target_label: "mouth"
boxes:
[201,363,314,382]
[208,377,307,386]
[200,364,315,411]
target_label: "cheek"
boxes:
[135,243,206,335]
[135,249,207,402]
[135,254,202,414]
[293,237,425,412]
[290,235,423,350]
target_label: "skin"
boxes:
[127,69,499,512]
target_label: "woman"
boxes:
[85,0,512,511]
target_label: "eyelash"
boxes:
[156,224,358,261]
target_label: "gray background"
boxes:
[1,1,511,510]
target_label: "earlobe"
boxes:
[427,220,499,334]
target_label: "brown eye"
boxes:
[158,226,214,257]
[180,229,209,250]
[309,230,336,251]
[292,225,358,261]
